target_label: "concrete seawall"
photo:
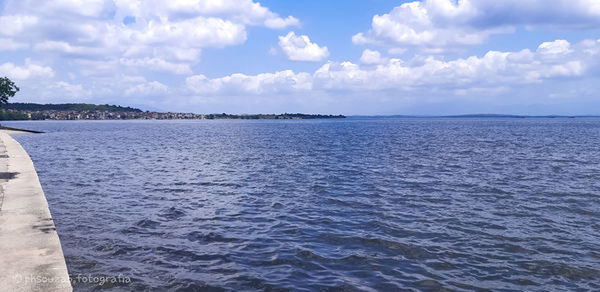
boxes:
[0,131,71,291]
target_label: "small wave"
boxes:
[165,280,226,292]
[518,260,600,280]
[158,207,186,220]
[136,219,161,229]
[156,246,230,263]
[186,231,242,243]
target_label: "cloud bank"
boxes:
[1,0,600,114]
[0,0,299,71]
[188,40,595,95]
[353,0,600,50]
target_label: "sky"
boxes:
[1,0,600,115]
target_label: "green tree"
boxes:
[0,77,19,107]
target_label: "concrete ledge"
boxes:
[0,131,71,291]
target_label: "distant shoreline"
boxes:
[0,103,345,121]
[2,103,599,121]
[349,114,600,119]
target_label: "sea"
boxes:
[4,117,600,291]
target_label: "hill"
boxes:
[0,103,346,120]
[1,103,142,112]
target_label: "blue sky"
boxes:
[1,0,600,115]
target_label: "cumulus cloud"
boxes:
[537,40,572,56]
[278,32,330,62]
[313,44,586,92]
[0,38,28,50]
[187,39,596,96]
[125,81,168,97]
[0,59,54,80]
[581,39,600,55]
[186,70,312,95]
[72,59,120,77]
[360,49,387,65]
[0,14,38,36]
[265,16,300,29]
[124,17,247,49]
[120,58,192,75]
[0,0,299,75]
[3,0,600,114]
[353,0,600,50]
[113,0,299,29]
[50,81,91,98]
[33,41,108,58]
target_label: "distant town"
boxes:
[0,103,345,120]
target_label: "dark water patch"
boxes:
[119,226,165,237]
[135,219,161,229]
[518,260,600,280]
[165,280,227,292]
[415,279,453,291]
[158,206,186,220]
[508,277,539,286]
[156,246,231,264]
[185,231,242,243]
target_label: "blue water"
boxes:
[5,118,600,291]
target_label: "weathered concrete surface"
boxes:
[0,131,71,291]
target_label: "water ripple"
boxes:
[6,118,600,291]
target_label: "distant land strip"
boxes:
[352,114,600,118]
[0,103,345,120]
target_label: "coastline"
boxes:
[0,130,71,291]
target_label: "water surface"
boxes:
[6,118,600,291]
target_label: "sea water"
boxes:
[6,118,600,291]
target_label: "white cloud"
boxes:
[178,39,600,114]
[0,14,38,36]
[581,39,600,55]
[124,17,247,49]
[113,0,299,29]
[150,47,201,63]
[354,0,600,50]
[2,1,600,114]
[20,0,110,18]
[543,61,583,78]
[50,81,91,98]
[314,43,588,91]
[0,38,28,50]
[388,48,407,55]
[188,39,596,96]
[0,0,299,75]
[278,32,329,62]
[352,1,509,49]
[33,41,107,58]
[186,70,312,95]
[125,81,168,97]
[537,40,572,56]
[0,59,54,80]
[72,59,120,77]
[119,74,147,83]
[120,58,192,75]
[264,16,300,29]
[360,49,387,65]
